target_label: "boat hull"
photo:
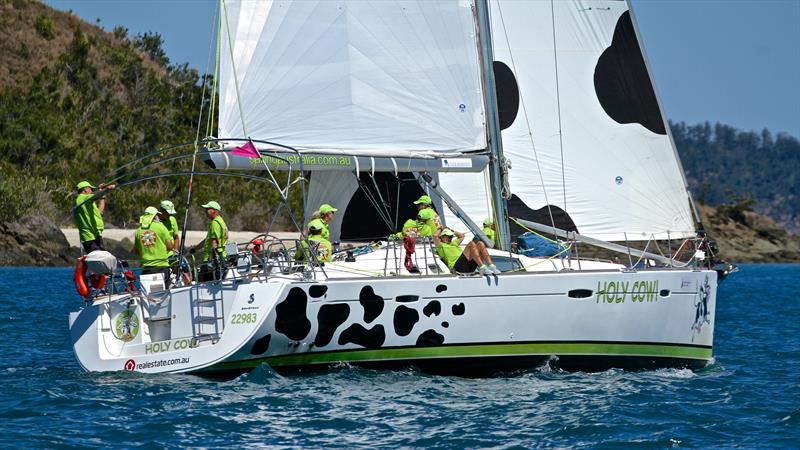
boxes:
[70,268,716,375]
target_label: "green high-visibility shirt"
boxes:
[482,226,496,246]
[417,219,436,237]
[135,215,173,268]
[436,238,463,270]
[322,221,330,241]
[392,219,419,239]
[296,235,332,262]
[204,215,228,261]
[74,193,104,243]
[162,215,179,238]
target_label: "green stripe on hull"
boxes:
[210,342,713,371]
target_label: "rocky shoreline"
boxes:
[0,212,797,267]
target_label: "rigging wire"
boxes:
[550,0,568,214]
[495,1,559,234]
[178,2,220,263]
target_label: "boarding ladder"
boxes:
[191,285,225,344]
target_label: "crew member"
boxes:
[158,199,191,284]
[202,201,228,262]
[482,217,497,247]
[416,208,438,237]
[73,180,115,253]
[413,195,441,229]
[133,206,175,288]
[317,203,337,241]
[296,219,332,263]
[434,228,500,275]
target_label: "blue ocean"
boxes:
[1,264,798,448]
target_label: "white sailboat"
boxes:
[69,0,733,375]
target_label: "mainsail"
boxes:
[440,0,697,241]
[217,0,487,156]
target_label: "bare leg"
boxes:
[475,241,493,266]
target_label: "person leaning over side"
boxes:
[413,195,441,229]
[433,228,500,275]
[133,206,175,288]
[158,199,191,284]
[73,180,116,253]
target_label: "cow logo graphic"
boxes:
[124,359,136,371]
[115,310,140,342]
[691,276,711,340]
[139,230,157,247]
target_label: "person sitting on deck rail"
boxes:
[413,195,441,229]
[433,228,500,275]
[73,180,116,254]
[317,203,337,241]
[295,219,332,263]
[133,206,175,288]
[416,208,439,237]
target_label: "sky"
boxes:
[43,0,800,137]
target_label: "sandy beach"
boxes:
[60,228,298,248]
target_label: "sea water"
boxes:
[0,265,798,448]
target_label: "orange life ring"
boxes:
[74,256,90,297]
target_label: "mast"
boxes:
[475,0,510,251]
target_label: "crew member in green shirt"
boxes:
[413,195,441,229]
[416,208,438,237]
[134,206,175,287]
[434,228,500,275]
[296,219,332,263]
[482,217,497,247]
[158,199,191,284]
[317,203,337,241]
[73,180,115,253]
[202,201,228,262]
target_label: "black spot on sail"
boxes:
[593,10,667,135]
[275,287,311,341]
[507,195,578,236]
[452,303,465,316]
[393,305,420,337]
[309,285,328,298]
[359,286,384,323]
[338,324,385,349]
[250,334,271,355]
[493,61,520,130]
[423,301,441,318]
[314,303,350,347]
[416,329,445,347]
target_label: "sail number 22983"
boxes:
[231,313,257,325]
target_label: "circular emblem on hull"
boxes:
[115,310,140,342]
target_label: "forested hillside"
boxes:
[672,121,800,233]
[0,1,797,239]
[0,0,299,231]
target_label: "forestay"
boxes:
[440,0,696,241]
[218,0,487,157]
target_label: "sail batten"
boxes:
[219,0,487,154]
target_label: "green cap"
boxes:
[483,217,494,226]
[76,180,95,191]
[160,200,177,215]
[319,204,337,214]
[413,195,433,205]
[440,228,455,237]
[417,208,434,221]
[308,219,325,231]
[144,206,159,216]
[202,201,221,211]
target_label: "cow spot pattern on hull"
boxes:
[338,324,385,349]
[423,300,441,317]
[452,303,465,316]
[250,334,271,355]
[309,285,328,298]
[315,303,350,347]
[416,329,445,347]
[275,287,311,341]
[394,305,419,337]
[359,286,384,323]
